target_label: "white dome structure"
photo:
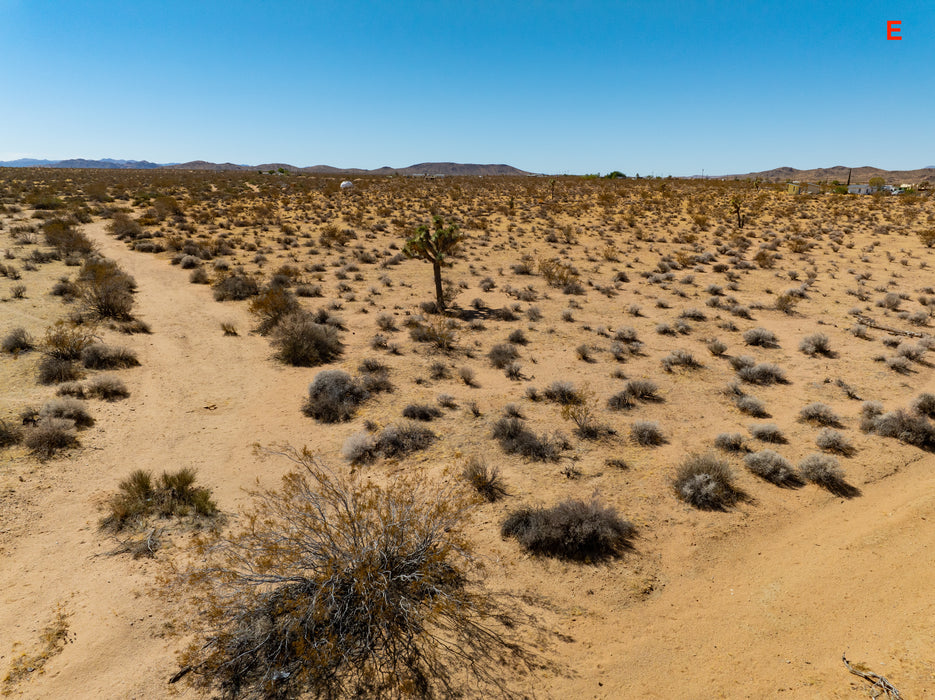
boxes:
[340,180,354,190]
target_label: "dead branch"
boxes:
[843,653,902,699]
[854,315,924,338]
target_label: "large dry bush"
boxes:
[501,499,634,562]
[272,312,344,366]
[42,218,94,256]
[77,256,136,319]
[249,286,300,335]
[171,447,540,699]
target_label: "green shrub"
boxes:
[101,467,217,532]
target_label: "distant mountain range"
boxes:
[723,165,935,183]
[3,158,933,180]
[0,157,166,169]
[0,158,530,176]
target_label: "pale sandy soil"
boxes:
[1,176,934,698]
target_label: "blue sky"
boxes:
[0,1,931,175]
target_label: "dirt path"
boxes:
[552,460,935,698]
[0,222,314,698]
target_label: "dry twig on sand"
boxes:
[854,315,924,338]
[842,654,902,699]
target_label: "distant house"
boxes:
[787,182,820,195]
[848,184,873,195]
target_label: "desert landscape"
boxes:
[2,167,935,699]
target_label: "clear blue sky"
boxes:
[1,1,931,175]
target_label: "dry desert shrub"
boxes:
[542,381,584,405]
[625,378,660,401]
[77,256,136,319]
[171,448,540,699]
[661,349,700,372]
[42,218,94,255]
[213,272,259,301]
[798,454,858,496]
[375,312,397,332]
[714,432,746,452]
[461,455,507,502]
[40,398,94,429]
[249,286,300,334]
[631,420,666,446]
[409,317,457,351]
[42,324,93,360]
[402,403,442,421]
[24,417,78,459]
[707,338,727,356]
[189,267,210,284]
[85,374,130,401]
[372,422,436,459]
[863,408,935,450]
[272,313,344,366]
[798,402,842,427]
[2,327,33,354]
[491,416,563,462]
[302,370,368,423]
[799,332,833,357]
[444,363,471,386]
[912,393,935,419]
[0,419,22,449]
[735,394,769,417]
[742,327,778,347]
[737,362,787,385]
[37,356,84,385]
[607,390,636,411]
[744,449,802,487]
[749,423,786,443]
[488,342,519,369]
[673,453,743,510]
[101,468,217,532]
[81,343,140,369]
[501,498,634,562]
[815,428,855,456]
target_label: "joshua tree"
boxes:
[730,196,746,229]
[403,215,463,312]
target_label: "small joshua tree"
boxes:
[403,215,464,312]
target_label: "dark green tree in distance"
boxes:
[404,215,464,312]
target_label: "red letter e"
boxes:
[887,20,902,40]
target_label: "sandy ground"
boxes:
[1,177,934,698]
